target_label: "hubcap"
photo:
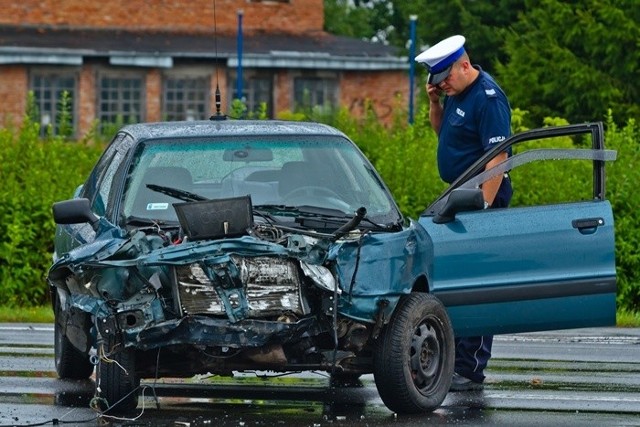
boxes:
[409,318,441,393]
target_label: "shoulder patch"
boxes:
[481,79,499,98]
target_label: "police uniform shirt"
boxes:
[437,66,511,184]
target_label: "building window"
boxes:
[293,77,338,112]
[29,71,77,137]
[229,76,273,118]
[98,73,144,128]
[163,76,209,121]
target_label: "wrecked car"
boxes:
[48,119,617,413]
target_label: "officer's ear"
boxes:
[459,60,471,71]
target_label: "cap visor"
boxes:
[428,65,452,85]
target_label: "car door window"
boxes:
[86,133,134,216]
[461,146,616,207]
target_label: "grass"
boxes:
[616,308,640,328]
[0,305,54,323]
[0,305,638,327]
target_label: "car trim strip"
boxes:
[434,276,616,306]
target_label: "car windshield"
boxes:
[121,134,399,227]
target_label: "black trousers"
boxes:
[454,176,512,383]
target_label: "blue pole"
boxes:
[236,10,244,101]
[408,15,417,125]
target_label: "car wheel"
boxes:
[373,293,454,414]
[54,295,94,380]
[98,336,139,412]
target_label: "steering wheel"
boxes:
[282,186,351,211]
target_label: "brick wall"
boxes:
[274,71,292,116]
[0,0,324,35]
[1,65,410,134]
[0,0,410,134]
[146,69,162,122]
[78,66,96,136]
[340,71,411,125]
[0,66,27,127]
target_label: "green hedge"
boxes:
[0,120,103,306]
[603,116,640,312]
[0,109,637,312]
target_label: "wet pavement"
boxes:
[0,324,639,426]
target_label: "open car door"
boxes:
[419,122,617,337]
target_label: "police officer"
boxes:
[416,35,513,391]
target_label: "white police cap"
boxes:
[415,35,466,85]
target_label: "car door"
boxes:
[419,122,617,337]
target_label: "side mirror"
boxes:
[433,188,484,224]
[52,198,100,231]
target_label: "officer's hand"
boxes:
[427,84,443,103]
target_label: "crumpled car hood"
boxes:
[48,215,428,352]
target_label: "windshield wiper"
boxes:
[297,206,401,233]
[295,205,352,218]
[146,184,208,203]
[254,204,350,217]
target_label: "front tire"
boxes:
[98,336,139,412]
[373,293,454,414]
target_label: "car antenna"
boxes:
[210,0,227,121]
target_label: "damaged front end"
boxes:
[48,201,381,379]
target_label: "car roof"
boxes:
[117,119,349,141]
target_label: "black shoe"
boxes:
[449,373,484,391]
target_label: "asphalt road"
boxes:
[0,324,639,426]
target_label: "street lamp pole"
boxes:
[236,10,244,102]
[408,15,418,125]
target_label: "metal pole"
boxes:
[408,15,417,125]
[236,10,244,101]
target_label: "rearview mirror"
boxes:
[53,198,100,230]
[433,188,484,224]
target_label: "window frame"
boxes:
[292,73,339,112]
[162,70,211,121]
[96,70,146,129]
[28,68,79,137]
[228,70,274,118]
[424,122,611,217]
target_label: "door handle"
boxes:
[572,217,604,231]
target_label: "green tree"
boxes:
[491,0,639,125]
[325,0,525,74]
[323,0,375,39]
[321,0,527,121]
[324,0,640,126]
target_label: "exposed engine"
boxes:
[176,256,307,318]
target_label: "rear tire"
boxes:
[373,293,454,414]
[54,294,94,380]
[98,336,139,412]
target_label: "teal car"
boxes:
[48,119,616,414]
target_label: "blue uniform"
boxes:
[438,66,511,183]
[437,66,513,384]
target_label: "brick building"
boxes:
[0,0,410,137]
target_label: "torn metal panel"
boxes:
[329,224,431,323]
[131,315,325,351]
